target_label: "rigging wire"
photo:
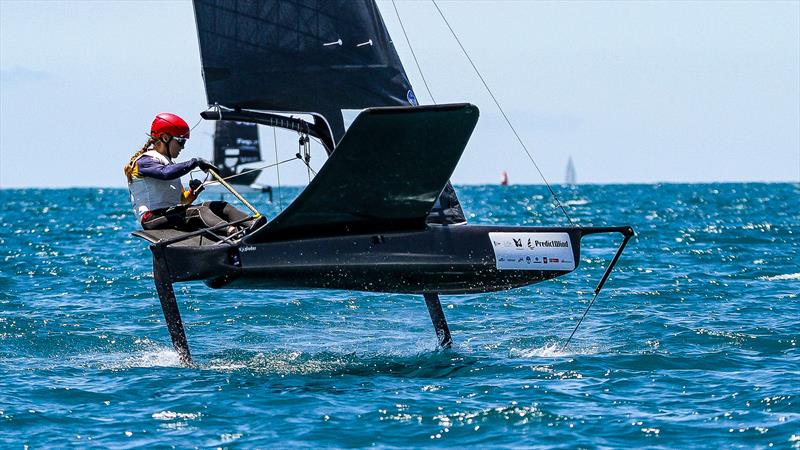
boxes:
[298,133,314,182]
[188,117,204,132]
[199,157,296,185]
[273,127,283,209]
[430,0,574,225]
[391,0,437,105]
[299,156,317,177]
[308,135,327,152]
[199,130,317,192]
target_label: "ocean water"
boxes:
[0,183,798,448]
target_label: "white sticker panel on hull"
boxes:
[488,232,575,271]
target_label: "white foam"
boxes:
[564,199,589,206]
[510,342,598,358]
[152,411,202,421]
[84,343,183,370]
[207,360,249,371]
[124,348,182,368]
[759,273,800,281]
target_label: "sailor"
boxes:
[124,112,263,234]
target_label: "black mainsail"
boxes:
[213,120,263,186]
[193,0,415,142]
[193,0,463,223]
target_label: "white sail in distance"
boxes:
[565,156,577,186]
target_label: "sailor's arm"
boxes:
[136,156,199,180]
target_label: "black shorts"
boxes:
[141,201,248,231]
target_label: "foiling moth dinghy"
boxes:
[131,1,634,366]
[133,104,633,366]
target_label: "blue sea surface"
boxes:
[0,183,798,448]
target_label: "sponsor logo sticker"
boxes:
[488,232,575,271]
[407,90,418,106]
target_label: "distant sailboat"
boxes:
[565,156,577,186]
[500,170,509,186]
[207,121,272,198]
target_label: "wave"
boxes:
[152,411,202,421]
[509,342,600,358]
[563,199,590,206]
[758,273,800,281]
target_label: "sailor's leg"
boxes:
[205,201,262,231]
[152,251,192,366]
[423,293,452,349]
[189,203,227,228]
[205,201,248,222]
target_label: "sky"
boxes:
[1,0,798,188]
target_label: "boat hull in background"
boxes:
[202,168,272,194]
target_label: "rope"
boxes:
[202,151,317,186]
[431,0,574,225]
[303,135,312,182]
[199,157,296,186]
[273,127,283,208]
[198,129,317,198]
[300,155,317,178]
[296,133,317,180]
[188,117,203,133]
[391,0,437,104]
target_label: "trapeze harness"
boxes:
[128,150,249,231]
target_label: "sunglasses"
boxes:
[172,137,188,146]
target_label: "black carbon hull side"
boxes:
[228,225,583,294]
[139,223,632,365]
[157,225,590,295]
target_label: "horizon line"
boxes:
[1,180,798,190]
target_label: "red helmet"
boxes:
[150,112,190,139]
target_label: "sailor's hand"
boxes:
[194,158,216,173]
[188,178,205,196]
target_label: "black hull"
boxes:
[213,167,264,188]
[227,225,579,294]
[137,223,632,365]
[152,225,632,295]
[229,168,262,187]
